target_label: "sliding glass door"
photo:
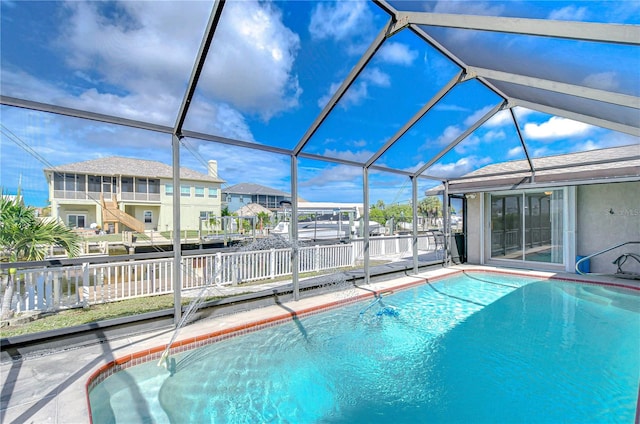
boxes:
[491,190,563,264]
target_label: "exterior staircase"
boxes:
[101,195,145,233]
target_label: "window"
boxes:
[181,185,191,197]
[165,184,173,195]
[136,178,148,193]
[64,174,84,191]
[144,210,153,224]
[67,214,86,228]
[490,190,563,264]
[209,187,218,198]
[103,176,116,193]
[88,175,101,192]
[195,186,205,197]
[148,179,160,194]
[54,173,64,190]
[121,177,133,193]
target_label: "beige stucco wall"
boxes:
[465,195,483,264]
[55,204,99,229]
[158,180,222,232]
[576,181,640,275]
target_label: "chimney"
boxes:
[208,160,218,178]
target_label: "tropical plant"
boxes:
[256,211,271,230]
[0,192,81,319]
[418,196,443,229]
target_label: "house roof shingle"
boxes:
[426,144,640,195]
[222,183,290,197]
[44,156,225,183]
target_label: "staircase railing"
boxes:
[100,194,146,233]
[575,241,640,276]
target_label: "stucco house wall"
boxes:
[465,195,482,265]
[576,181,640,275]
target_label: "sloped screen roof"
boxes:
[1,0,638,206]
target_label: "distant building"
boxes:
[223,183,290,212]
[44,157,224,233]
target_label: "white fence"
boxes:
[4,234,440,314]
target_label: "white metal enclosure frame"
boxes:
[1,0,638,320]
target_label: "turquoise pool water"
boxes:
[89,272,640,423]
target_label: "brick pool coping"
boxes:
[84,266,640,423]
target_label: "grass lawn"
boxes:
[0,295,198,338]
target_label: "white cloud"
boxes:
[464,105,496,127]
[427,156,492,178]
[512,107,535,120]
[317,67,390,109]
[485,109,512,128]
[201,2,302,119]
[55,1,301,124]
[574,131,639,151]
[582,71,620,91]
[523,116,594,140]
[483,129,506,142]
[454,134,484,155]
[198,142,291,190]
[184,101,255,142]
[434,104,470,113]
[363,67,391,87]
[309,1,371,42]
[507,146,524,158]
[435,125,464,146]
[378,42,418,66]
[321,149,374,163]
[433,0,505,16]
[548,5,589,21]
[299,163,362,188]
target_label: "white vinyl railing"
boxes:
[5,234,438,314]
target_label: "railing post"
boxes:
[215,252,222,285]
[270,249,275,279]
[314,245,320,272]
[396,235,400,255]
[44,272,53,310]
[232,255,238,286]
[53,272,60,309]
[82,262,90,306]
[26,274,35,311]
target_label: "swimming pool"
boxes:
[88,271,640,423]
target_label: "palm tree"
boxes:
[256,211,271,231]
[0,192,81,319]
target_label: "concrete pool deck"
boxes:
[1,265,638,423]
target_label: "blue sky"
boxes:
[1,0,638,207]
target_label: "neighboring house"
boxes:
[427,145,640,276]
[223,183,290,212]
[44,157,224,233]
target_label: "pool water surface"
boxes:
[89,272,640,423]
